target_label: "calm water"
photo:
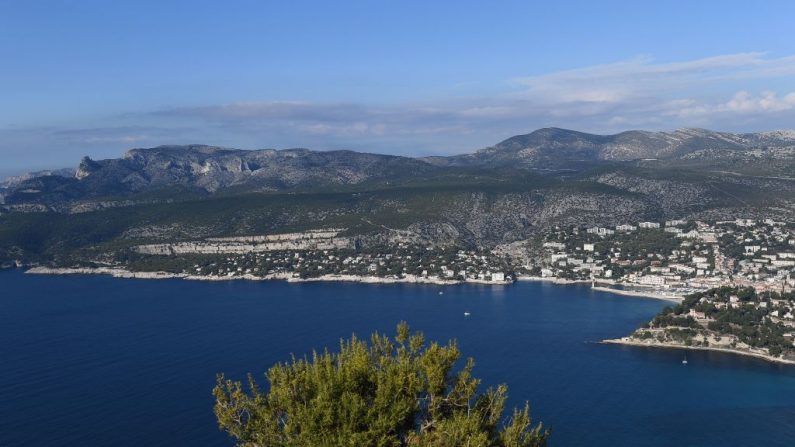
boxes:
[2,270,795,446]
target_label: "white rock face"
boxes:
[134,228,353,255]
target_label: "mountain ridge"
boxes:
[5,127,795,207]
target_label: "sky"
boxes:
[2,0,795,177]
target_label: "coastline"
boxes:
[601,337,795,366]
[23,266,511,286]
[517,275,684,302]
[516,275,592,285]
[590,286,683,303]
[24,267,684,300]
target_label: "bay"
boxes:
[1,269,794,446]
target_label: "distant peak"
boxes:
[75,156,101,180]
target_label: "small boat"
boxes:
[464,312,471,317]
[438,291,444,295]
[682,354,688,365]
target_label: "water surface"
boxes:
[1,270,794,446]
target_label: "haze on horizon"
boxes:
[3,0,795,177]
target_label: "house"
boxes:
[639,222,661,229]
[586,227,615,236]
[637,275,666,286]
[666,219,687,226]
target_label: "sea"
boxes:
[2,269,794,446]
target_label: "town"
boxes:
[606,286,795,363]
[125,243,514,285]
[527,218,795,297]
[99,218,795,293]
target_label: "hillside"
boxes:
[3,127,795,266]
[426,128,795,171]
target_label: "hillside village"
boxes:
[528,218,795,296]
[17,218,795,292]
[606,286,795,363]
[126,241,514,284]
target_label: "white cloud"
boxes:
[144,53,795,141]
[5,52,795,172]
[513,52,795,104]
[719,90,795,113]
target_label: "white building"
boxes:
[586,227,615,236]
[639,222,661,229]
[665,219,687,227]
[637,275,666,286]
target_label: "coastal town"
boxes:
[527,218,795,298]
[522,217,795,364]
[122,243,514,285]
[16,218,795,293]
[604,286,795,364]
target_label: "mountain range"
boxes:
[3,127,795,265]
[4,127,795,205]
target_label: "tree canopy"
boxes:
[213,322,548,447]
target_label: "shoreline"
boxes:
[23,266,512,286]
[601,337,795,366]
[23,267,685,300]
[517,275,684,302]
[590,286,683,303]
[516,275,592,285]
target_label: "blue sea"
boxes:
[2,269,795,446]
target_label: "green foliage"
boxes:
[646,286,795,357]
[213,322,549,447]
[614,229,679,258]
[652,314,700,329]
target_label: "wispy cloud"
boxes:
[514,52,795,103]
[4,52,795,175]
[148,52,795,141]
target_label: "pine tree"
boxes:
[214,322,548,446]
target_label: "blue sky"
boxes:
[3,0,795,176]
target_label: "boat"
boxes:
[438,291,444,295]
[682,354,688,365]
[464,312,471,317]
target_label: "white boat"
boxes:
[464,312,471,317]
[682,355,688,365]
